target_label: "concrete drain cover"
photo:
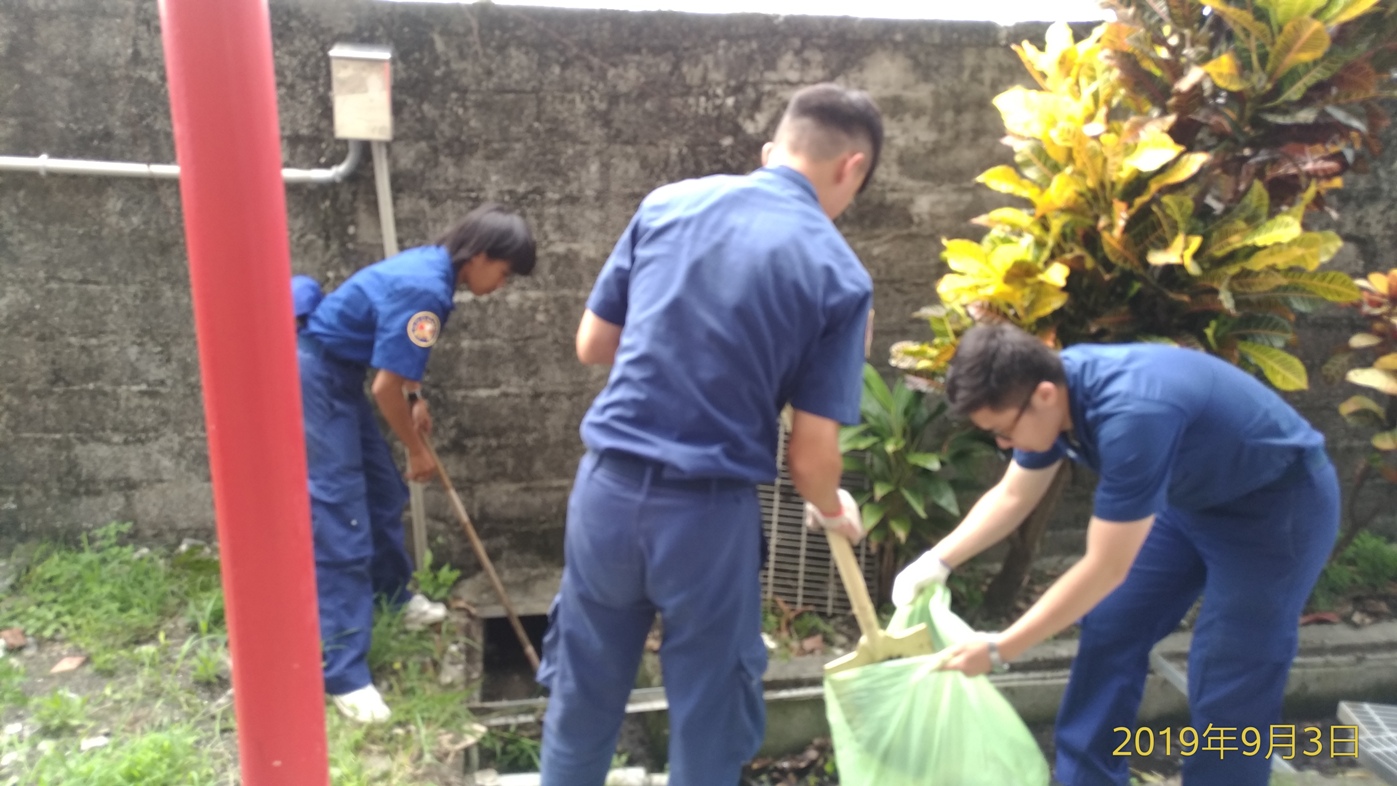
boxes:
[1338,702,1397,784]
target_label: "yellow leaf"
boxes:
[1131,153,1210,212]
[1022,287,1070,323]
[1239,342,1309,390]
[1318,0,1380,24]
[1279,270,1361,302]
[994,87,1075,141]
[1202,52,1251,92]
[1201,0,1274,45]
[977,165,1042,201]
[1373,430,1397,452]
[1237,232,1341,272]
[1375,353,1397,370]
[1268,18,1331,81]
[972,208,1037,231]
[1148,233,1204,274]
[1339,394,1386,419]
[1368,272,1390,295]
[1040,262,1071,287]
[1347,368,1397,396]
[1350,333,1384,349]
[990,242,1031,274]
[1123,128,1184,174]
[1266,0,1329,27]
[941,239,989,275]
[1036,171,1084,217]
[1242,215,1303,247]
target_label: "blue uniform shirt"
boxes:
[1014,344,1325,521]
[581,166,874,483]
[303,246,456,381]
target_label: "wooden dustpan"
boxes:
[823,530,934,675]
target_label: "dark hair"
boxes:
[777,83,884,193]
[944,323,1066,417]
[433,203,537,276]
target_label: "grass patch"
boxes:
[0,525,480,786]
[1311,532,1397,611]
[0,524,224,672]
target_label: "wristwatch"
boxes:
[405,389,425,406]
[985,636,1009,674]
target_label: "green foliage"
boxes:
[839,364,994,557]
[896,2,1394,390]
[479,727,542,773]
[0,524,223,666]
[411,549,462,603]
[32,689,88,736]
[1311,532,1397,609]
[24,729,218,786]
[0,659,27,710]
[1329,269,1397,477]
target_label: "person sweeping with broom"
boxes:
[896,322,1339,786]
[537,83,882,786]
[294,203,536,723]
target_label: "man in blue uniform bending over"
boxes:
[896,322,1339,786]
[296,203,536,723]
[537,83,883,785]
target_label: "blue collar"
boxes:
[430,245,459,303]
[758,165,820,206]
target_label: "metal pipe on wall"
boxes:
[367,138,429,568]
[0,139,364,183]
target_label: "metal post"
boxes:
[157,0,329,783]
[369,139,428,569]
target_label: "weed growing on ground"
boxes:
[0,526,483,786]
[412,549,462,603]
[1312,532,1397,610]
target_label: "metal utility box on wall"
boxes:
[328,44,393,141]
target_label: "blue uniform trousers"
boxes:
[1054,448,1339,786]
[538,451,768,786]
[298,337,415,695]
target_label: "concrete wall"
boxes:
[1,0,1393,570]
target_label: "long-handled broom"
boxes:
[421,438,540,672]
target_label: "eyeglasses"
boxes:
[989,391,1035,442]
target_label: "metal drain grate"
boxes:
[758,421,877,616]
[1338,701,1397,784]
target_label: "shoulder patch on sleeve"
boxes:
[406,311,441,348]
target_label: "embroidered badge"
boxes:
[406,311,440,348]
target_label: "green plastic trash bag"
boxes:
[824,583,1050,786]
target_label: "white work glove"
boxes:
[804,489,865,544]
[892,549,952,608]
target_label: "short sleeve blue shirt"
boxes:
[303,245,456,381]
[1014,344,1324,521]
[581,166,874,483]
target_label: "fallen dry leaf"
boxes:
[0,629,25,649]
[800,635,825,656]
[50,656,86,674]
[1299,612,1341,626]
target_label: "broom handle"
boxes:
[824,530,884,644]
[420,438,541,673]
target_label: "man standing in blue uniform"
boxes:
[537,84,883,785]
[895,322,1340,786]
[296,203,536,723]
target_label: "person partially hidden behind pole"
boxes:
[536,84,883,785]
[895,322,1339,786]
[293,204,536,723]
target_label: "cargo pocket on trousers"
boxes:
[309,496,374,564]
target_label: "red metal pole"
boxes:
[157,2,328,784]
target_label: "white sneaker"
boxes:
[402,594,447,631]
[330,684,391,724]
